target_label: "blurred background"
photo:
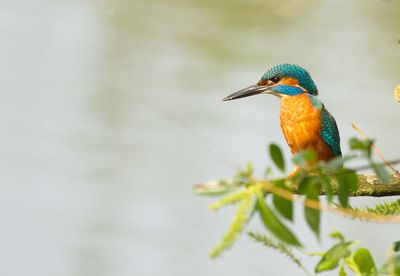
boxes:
[1,0,399,275]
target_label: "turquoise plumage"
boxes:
[320,109,342,156]
[308,94,341,157]
[261,64,318,95]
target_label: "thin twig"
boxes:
[351,122,400,177]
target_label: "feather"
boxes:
[320,108,342,156]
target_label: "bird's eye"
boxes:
[271,76,281,83]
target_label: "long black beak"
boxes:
[222,84,270,101]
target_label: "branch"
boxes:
[194,174,400,198]
[291,174,400,197]
[195,175,400,224]
[349,174,400,197]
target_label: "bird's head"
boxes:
[223,64,318,101]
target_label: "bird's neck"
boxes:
[279,94,313,116]
[278,93,323,156]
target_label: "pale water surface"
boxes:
[1,0,400,275]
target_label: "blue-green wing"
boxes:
[307,95,341,156]
[320,108,342,156]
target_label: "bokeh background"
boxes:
[1,0,400,275]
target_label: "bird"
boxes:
[223,64,341,171]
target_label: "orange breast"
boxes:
[279,94,334,162]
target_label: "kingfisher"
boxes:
[223,64,341,170]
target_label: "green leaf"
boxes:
[326,155,357,170]
[346,248,377,276]
[330,231,345,242]
[335,169,358,208]
[326,156,345,170]
[305,192,320,239]
[293,150,316,166]
[349,137,373,158]
[371,163,390,184]
[269,143,285,172]
[299,178,320,238]
[245,161,254,176]
[272,180,293,221]
[348,137,367,151]
[234,161,254,180]
[256,195,301,247]
[379,254,400,275]
[304,150,317,163]
[320,175,333,203]
[394,241,400,252]
[263,167,273,179]
[339,265,347,276]
[315,242,353,273]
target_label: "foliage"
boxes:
[347,200,400,215]
[195,137,400,275]
[208,184,256,258]
[248,231,309,275]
